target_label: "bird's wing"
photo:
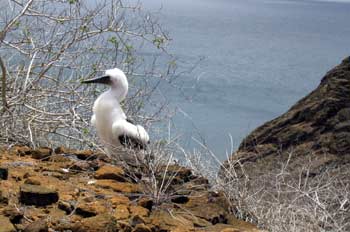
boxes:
[112,120,149,149]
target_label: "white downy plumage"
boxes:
[83,68,149,157]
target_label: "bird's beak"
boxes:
[81,75,111,85]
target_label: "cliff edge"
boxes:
[223,57,350,178]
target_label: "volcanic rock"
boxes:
[133,223,152,232]
[0,145,262,231]
[76,200,108,217]
[0,215,16,232]
[31,147,52,160]
[23,219,48,232]
[129,214,146,227]
[137,197,153,211]
[0,167,8,180]
[2,206,24,223]
[110,194,130,206]
[0,189,8,204]
[129,205,149,218]
[72,214,117,232]
[223,57,350,178]
[19,184,59,206]
[57,200,74,214]
[95,179,140,193]
[114,204,130,220]
[94,165,126,182]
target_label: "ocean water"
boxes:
[142,0,350,160]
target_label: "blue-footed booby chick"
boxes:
[82,68,149,156]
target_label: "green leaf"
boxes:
[108,36,118,46]
[82,128,89,135]
[153,36,165,49]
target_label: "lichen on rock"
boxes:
[0,145,262,231]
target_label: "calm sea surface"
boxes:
[142,0,350,160]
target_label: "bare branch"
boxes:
[0,0,34,42]
[0,0,182,148]
[0,56,7,111]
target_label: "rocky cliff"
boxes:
[0,146,262,232]
[223,57,350,178]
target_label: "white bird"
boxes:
[82,68,149,157]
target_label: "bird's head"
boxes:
[82,68,128,101]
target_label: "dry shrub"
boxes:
[101,141,201,207]
[0,0,201,209]
[220,152,350,232]
[176,138,349,231]
[0,0,177,148]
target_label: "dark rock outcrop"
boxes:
[19,184,59,206]
[0,167,8,180]
[223,57,350,177]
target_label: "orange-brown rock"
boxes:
[95,179,140,193]
[198,223,263,232]
[58,200,74,214]
[94,165,126,182]
[117,221,133,232]
[114,204,130,220]
[55,147,109,161]
[0,214,16,232]
[19,184,59,206]
[0,189,9,204]
[11,146,32,156]
[129,205,149,217]
[23,219,48,232]
[165,165,193,179]
[0,146,262,232]
[48,154,72,162]
[2,205,24,223]
[137,197,153,211]
[130,214,146,226]
[76,200,109,217]
[72,214,117,232]
[133,223,152,232]
[71,150,94,160]
[54,147,92,159]
[110,194,130,206]
[24,176,42,185]
[53,146,76,155]
[31,147,52,160]
[149,210,194,231]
